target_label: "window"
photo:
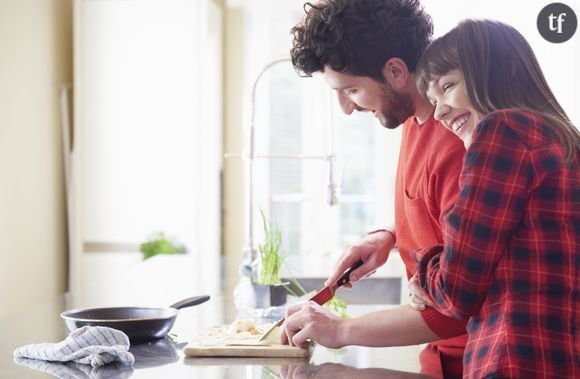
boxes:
[73,0,221,306]
[244,2,399,276]
[240,0,579,278]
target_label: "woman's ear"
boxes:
[382,58,409,89]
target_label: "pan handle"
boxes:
[169,295,210,310]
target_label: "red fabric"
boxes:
[394,113,468,376]
[416,110,580,378]
[419,343,444,378]
[420,340,466,379]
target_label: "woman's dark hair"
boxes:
[416,19,579,162]
[290,0,433,81]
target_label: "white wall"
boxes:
[222,1,246,315]
[0,0,72,317]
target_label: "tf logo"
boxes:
[537,2,577,43]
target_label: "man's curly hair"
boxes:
[290,0,433,81]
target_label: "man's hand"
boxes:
[324,230,395,288]
[408,275,434,311]
[280,301,347,349]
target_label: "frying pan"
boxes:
[61,295,210,342]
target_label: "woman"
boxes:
[409,19,580,378]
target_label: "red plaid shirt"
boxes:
[416,109,580,378]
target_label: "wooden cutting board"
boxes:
[183,343,309,358]
[183,323,309,358]
[183,356,309,366]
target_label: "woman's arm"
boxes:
[417,115,532,318]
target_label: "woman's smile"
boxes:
[449,113,470,133]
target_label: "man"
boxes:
[283,0,467,377]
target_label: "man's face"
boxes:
[322,65,415,129]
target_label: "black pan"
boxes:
[61,295,210,343]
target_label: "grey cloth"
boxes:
[13,326,135,368]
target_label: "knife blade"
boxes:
[258,259,364,342]
[307,286,335,306]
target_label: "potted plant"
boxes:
[252,211,289,308]
[139,232,186,260]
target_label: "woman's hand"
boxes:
[408,275,434,311]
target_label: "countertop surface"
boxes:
[1,295,432,379]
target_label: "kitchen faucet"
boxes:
[224,57,339,278]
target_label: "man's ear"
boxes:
[382,58,409,89]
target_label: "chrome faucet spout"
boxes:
[226,57,340,274]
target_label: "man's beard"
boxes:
[378,82,415,129]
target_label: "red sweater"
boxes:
[395,114,467,378]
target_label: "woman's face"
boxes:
[425,69,484,149]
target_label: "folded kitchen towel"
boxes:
[13,326,135,367]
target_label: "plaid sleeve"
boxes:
[417,114,532,319]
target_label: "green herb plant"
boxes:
[139,232,185,260]
[256,210,286,285]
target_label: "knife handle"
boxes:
[335,259,364,287]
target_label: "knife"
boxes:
[258,259,364,342]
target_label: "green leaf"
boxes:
[325,295,348,318]
[139,232,185,260]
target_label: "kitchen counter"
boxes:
[0,295,432,378]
